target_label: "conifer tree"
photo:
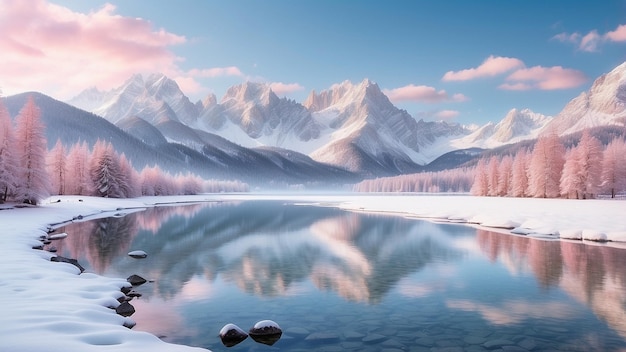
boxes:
[527,132,565,198]
[13,97,50,204]
[47,139,67,196]
[510,149,529,197]
[601,137,626,198]
[0,100,19,202]
[66,141,92,196]
[574,130,603,199]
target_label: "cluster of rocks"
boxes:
[219,320,282,347]
[37,235,151,330]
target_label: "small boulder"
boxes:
[127,274,147,286]
[48,233,68,240]
[219,323,248,347]
[115,301,135,317]
[249,320,282,346]
[128,250,148,259]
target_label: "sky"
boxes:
[1,0,625,125]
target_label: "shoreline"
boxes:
[1,193,625,351]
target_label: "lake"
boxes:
[55,200,626,351]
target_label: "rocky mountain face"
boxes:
[546,62,626,135]
[66,61,626,176]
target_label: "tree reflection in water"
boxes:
[54,201,626,349]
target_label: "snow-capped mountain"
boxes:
[458,108,551,149]
[199,81,322,149]
[69,74,200,125]
[546,61,626,135]
[67,62,626,176]
[305,79,467,174]
[5,92,358,187]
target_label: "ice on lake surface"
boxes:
[55,200,626,351]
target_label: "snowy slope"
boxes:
[454,108,551,149]
[65,62,626,176]
[545,61,626,135]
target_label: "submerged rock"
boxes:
[249,320,282,346]
[219,323,248,347]
[128,250,148,259]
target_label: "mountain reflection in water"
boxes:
[58,201,464,303]
[55,200,626,349]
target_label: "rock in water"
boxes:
[128,250,148,259]
[47,232,68,240]
[127,274,147,286]
[219,323,248,347]
[249,320,282,346]
[115,301,135,317]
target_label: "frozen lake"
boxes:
[54,200,626,351]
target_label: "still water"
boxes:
[56,200,626,351]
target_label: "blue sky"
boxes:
[1,0,625,125]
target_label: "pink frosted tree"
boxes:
[527,132,565,198]
[47,139,67,196]
[470,158,489,196]
[14,97,51,204]
[66,141,93,196]
[559,147,582,199]
[573,130,603,199]
[497,155,513,196]
[601,137,626,198]
[89,140,124,198]
[486,156,500,196]
[510,149,529,197]
[0,100,19,202]
[118,153,140,198]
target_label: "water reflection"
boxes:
[474,229,626,339]
[60,201,463,304]
[54,201,626,350]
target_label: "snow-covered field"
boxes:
[1,193,625,352]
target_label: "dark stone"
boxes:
[120,285,132,294]
[32,244,44,250]
[249,320,282,346]
[219,323,248,347]
[50,256,85,273]
[115,301,135,317]
[123,319,136,329]
[127,274,147,286]
[126,290,142,298]
[47,246,57,253]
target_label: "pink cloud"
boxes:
[269,82,305,95]
[605,24,626,42]
[554,23,626,52]
[579,30,601,52]
[0,0,189,98]
[188,67,244,78]
[383,84,468,103]
[435,110,460,120]
[442,56,525,81]
[502,66,587,90]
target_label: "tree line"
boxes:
[353,129,626,199]
[470,130,626,199]
[0,96,248,205]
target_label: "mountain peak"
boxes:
[547,60,626,135]
[222,81,277,105]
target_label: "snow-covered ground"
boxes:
[1,193,625,352]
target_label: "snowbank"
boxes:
[1,193,624,351]
[0,195,213,352]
